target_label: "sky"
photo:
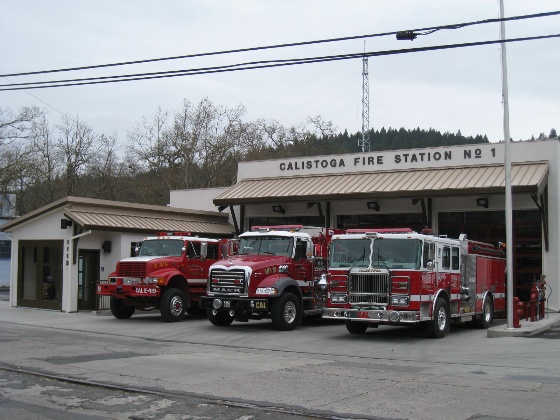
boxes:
[1,0,559,145]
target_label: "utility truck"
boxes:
[97,231,234,322]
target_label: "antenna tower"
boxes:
[359,48,370,153]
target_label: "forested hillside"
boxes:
[0,100,556,214]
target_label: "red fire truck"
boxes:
[200,225,331,330]
[97,232,235,322]
[322,228,506,338]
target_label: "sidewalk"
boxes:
[487,310,560,337]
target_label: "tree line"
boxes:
[1,98,557,215]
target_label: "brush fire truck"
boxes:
[200,225,331,330]
[322,228,506,338]
[97,232,235,322]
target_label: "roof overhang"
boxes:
[214,161,549,205]
[1,196,236,237]
[64,209,236,236]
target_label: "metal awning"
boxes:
[214,161,549,205]
[64,209,236,236]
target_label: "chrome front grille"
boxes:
[348,271,389,305]
[209,268,246,294]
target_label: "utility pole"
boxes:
[499,0,514,330]
[359,45,370,153]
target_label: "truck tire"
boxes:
[110,296,135,319]
[426,298,449,338]
[271,292,301,331]
[346,319,368,334]
[160,288,186,322]
[474,296,493,329]
[207,309,235,326]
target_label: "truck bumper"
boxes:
[200,296,270,312]
[97,283,160,298]
[322,307,420,324]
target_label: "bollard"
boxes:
[513,297,523,328]
[538,277,547,319]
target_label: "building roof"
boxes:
[1,196,236,236]
[214,161,549,205]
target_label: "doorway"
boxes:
[17,240,63,310]
[77,250,100,311]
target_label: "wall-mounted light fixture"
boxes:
[476,198,489,208]
[367,201,380,211]
[60,219,72,229]
[272,205,285,214]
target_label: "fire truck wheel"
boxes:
[271,292,301,331]
[345,320,368,334]
[109,297,135,319]
[160,288,186,322]
[207,309,235,326]
[426,298,449,338]
[474,297,494,329]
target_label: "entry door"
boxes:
[77,250,100,311]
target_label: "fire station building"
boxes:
[172,138,558,311]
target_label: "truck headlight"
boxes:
[255,287,278,295]
[331,294,347,303]
[146,277,164,284]
[390,295,409,306]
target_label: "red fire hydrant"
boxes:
[528,283,539,322]
[513,297,524,328]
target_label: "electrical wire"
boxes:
[1,33,558,91]
[1,10,559,78]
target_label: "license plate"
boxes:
[253,300,268,310]
[135,287,157,294]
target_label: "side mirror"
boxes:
[318,274,327,291]
[200,243,207,261]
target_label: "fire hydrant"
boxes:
[528,283,539,322]
[513,297,524,328]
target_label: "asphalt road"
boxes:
[1,302,560,420]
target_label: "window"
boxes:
[442,246,450,270]
[452,247,460,270]
[0,240,10,259]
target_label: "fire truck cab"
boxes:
[322,229,506,338]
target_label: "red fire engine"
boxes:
[97,232,235,322]
[322,228,506,338]
[200,225,331,330]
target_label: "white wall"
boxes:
[170,187,239,229]
[7,208,156,312]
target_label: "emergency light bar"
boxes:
[251,225,304,232]
[346,228,414,234]
[156,231,192,237]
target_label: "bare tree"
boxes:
[56,115,98,196]
[0,107,43,210]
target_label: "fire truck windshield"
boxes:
[330,238,422,269]
[239,236,294,257]
[138,239,184,257]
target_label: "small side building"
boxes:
[0,196,235,312]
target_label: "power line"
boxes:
[1,10,559,78]
[1,33,558,91]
